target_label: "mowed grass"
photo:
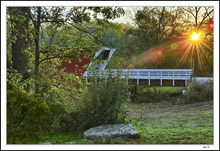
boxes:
[126,99,213,144]
[130,111,213,144]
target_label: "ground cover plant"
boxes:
[132,86,185,103]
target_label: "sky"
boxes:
[112,7,143,25]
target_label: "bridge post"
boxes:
[105,76,107,83]
[173,71,175,87]
[160,71,162,86]
[135,86,137,99]
[137,71,139,85]
[126,70,128,84]
[148,71,150,86]
[185,71,187,87]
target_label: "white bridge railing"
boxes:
[84,69,193,87]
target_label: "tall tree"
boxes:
[135,7,182,47]
[7,7,30,79]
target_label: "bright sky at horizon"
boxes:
[112,7,143,25]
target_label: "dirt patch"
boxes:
[127,99,213,121]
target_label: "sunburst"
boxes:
[176,29,213,72]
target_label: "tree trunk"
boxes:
[9,7,30,79]
[35,7,41,77]
[194,7,199,77]
[156,7,165,45]
[34,7,41,95]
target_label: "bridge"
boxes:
[84,69,193,87]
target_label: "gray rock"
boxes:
[84,123,140,140]
[191,77,213,88]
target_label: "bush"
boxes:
[176,80,213,104]
[34,69,83,132]
[7,67,130,137]
[62,72,130,131]
[7,89,51,141]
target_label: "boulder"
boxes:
[192,77,213,88]
[84,123,140,140]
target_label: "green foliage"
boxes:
[105,56,127,69]
[7,69,33,92]
[135,7,182,46]
[62,71,130,131]
[34,68,84,131]
[176,81,213,104]
[7,89,50,141]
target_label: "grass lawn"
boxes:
[141,86,185,93]
[132,86,185,103]
[130,110,213,144]
[126,99,213,144]
[12,99,213,144]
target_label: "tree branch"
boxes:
[198,9,213,30]
[67,22,105,45]
[159,13,177,40]
[41,20,105,45]
[27,10,37,28]
[39,56,59,64]
[182,7,196,18]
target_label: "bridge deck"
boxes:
[84,69,193,87]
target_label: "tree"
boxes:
[26,7,124,77]
[7,7,31,79]
[182,6,213,76]
[7,6,125,94]
[135,7,182,47]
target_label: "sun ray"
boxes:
[179,42,194,67]
[196,42,202,71]
[181,42,193,62]
[199,40,213,51]
[176,40,191,56]
[197,42,208,58]
[201,38,213,44]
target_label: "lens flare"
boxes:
[157,51,162,55]
[191,33,199,40]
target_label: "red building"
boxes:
[57,46,116,77]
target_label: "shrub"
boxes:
[34,69,83,132]
[63,71,130,131]
[7,89,51,141]
[176,80,213,104]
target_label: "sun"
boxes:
[176,30,213,72]
[191,33,199,41]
